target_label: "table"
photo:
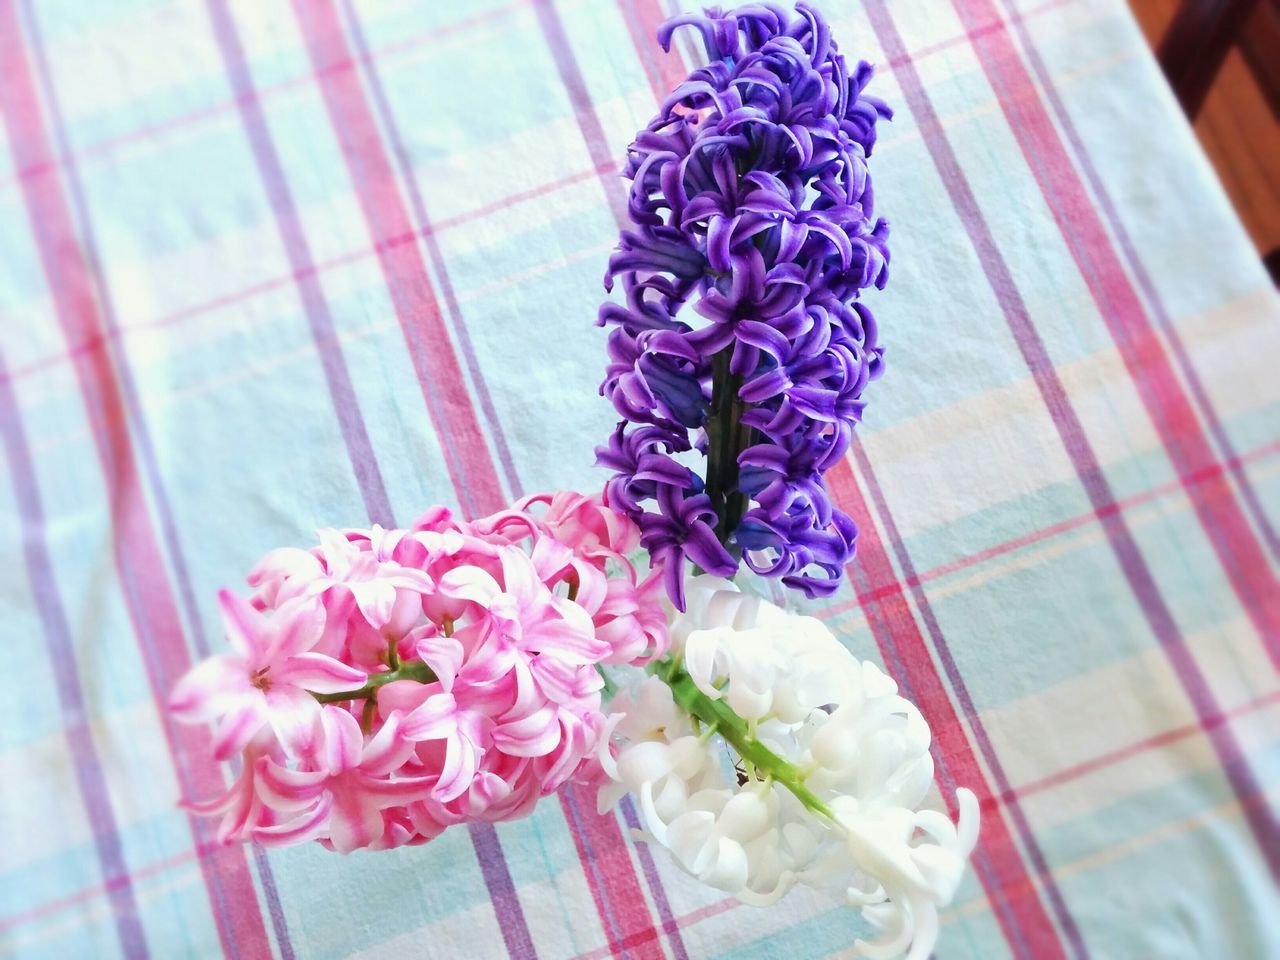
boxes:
[2,1,1277,957]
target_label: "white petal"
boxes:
[717,790,772,844]
[617,741,679,787]
[700,836,749,893]
[682,629,726,699]
[666,810,718,875]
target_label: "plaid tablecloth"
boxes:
[2,0,1277,957]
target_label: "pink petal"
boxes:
[414,634,464,693]
[317,528,358,578]
[375,678,436,716]
[182,772,248,817]
[385,588,426,637]
[523,609,609,662]
[433,732,481,803]
[253,792,333,847]
[319,705,365,774]
[248,547,323,589]
[218,590,269,660]
[169,655,250,722]
[528,655,582,704]
[538,717,585,792]
[211,697,269,761]
[356,770,438,805]
[327,779,386,853]
[596,616,644,664]
[492,705,562,758]
[366,524,405,561]
[497,547,542,603]
[458,771,511,817]
[504,656,543,719]
[359,712,417,777]
[452,665,519,719]
[568,562,608,614]
[265,597,327,661]
[437,565,501,605]
[214,780,261,846]
[350,580,397,628]
[400,694,458,742]
[409,505,454,533]
[274,653,367,693]
[528,536,574,584]
[457,628,517,686]
[384,566,434,593]
[264,685,322,758]
[254,756,328,812]
[369,810,418,851]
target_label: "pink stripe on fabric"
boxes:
[338,0,524,502]
[570,897,738,960]
[530,2,681,952]
[532,0,626,224]
[16,0,220,667]
[849,440,1091,958]
[0,352,150,959]
[9,673,1275,938]
[0,0,531,197]
[820,437,1280,622]
[619,0,688,105]
[883,0,1074,74]
[287,1,538,953]
[0,843,210,936]
[0,0,1086,207]
[0,162,612,392]
[559,787,666,960]
[866,0,1280,890]
[617,798,690,960]
[19,2,297,951]
[1008,688,1280,804]
[291,0,506,521]
[0,5,1086,395]
[950,0,1280,653]
[991,0,1280,562]
[827,460,1072,960]
[205,0,393,530]
[0,4,274,957]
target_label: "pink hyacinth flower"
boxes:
[400,692,493,803]
[250,528,435,629]
[520,490,641,561]
[170,592,367,758]
[178,490,667,853]
[254,706,434,854]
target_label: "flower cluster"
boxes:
[601,577,977,960]
[170,492,667,853]
[597,2,890,607]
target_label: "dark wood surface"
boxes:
[1157,0,1262,116]
[1132,0,1280,281]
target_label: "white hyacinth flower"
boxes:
[600,576,980,960]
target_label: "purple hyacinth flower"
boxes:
[595,2,891,607]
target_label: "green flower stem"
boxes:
[663,663,833,820]
[311,659,437,704]
[705,350,749,558]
